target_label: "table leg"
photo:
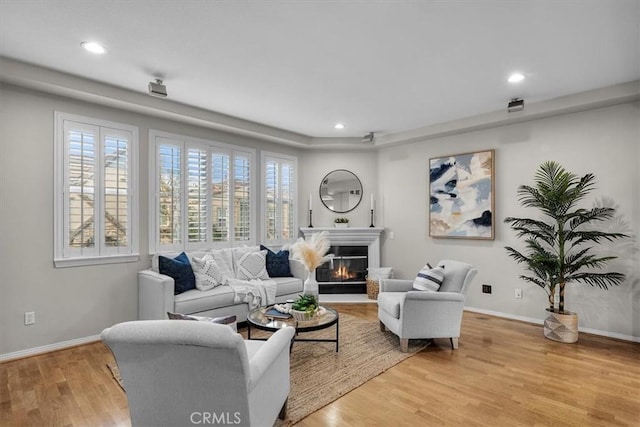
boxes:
[335,319,339,352]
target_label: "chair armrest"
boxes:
[138,270,175,320]
[405,291,465,302]
[289,259,308,281]
[380,279,414,293]
[248,326,295,391]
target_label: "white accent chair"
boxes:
[377,260,477,352]
[101,320,295,427]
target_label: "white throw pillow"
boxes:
[191,253,223,291]
[210,249,235,285]
[236,250,270,280]
[413,265,445,291]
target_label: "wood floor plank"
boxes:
[1,304,638,426]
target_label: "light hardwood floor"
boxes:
[1,304,638,426]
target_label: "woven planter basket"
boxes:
[543,310,578,343]
[366,277,379,300]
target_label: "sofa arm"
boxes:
[138,270,175,320]
[289,258,308,281]
[380,279,414,293]
[247,326,295,391]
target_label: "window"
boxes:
[54,112,139,267]
[262,152,297,245]
[150,130,255,253]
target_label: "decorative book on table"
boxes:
[265,307,292,319]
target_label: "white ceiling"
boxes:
[1,1,639,141]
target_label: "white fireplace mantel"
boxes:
[299,227,384,269]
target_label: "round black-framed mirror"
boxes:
[319,169,363,213]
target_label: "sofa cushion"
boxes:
[152,250,209,273]
[272,276,303,297]
[174,285,237,314]
[159,252,196,295]
[191,253,223,291]
[378,292,405,319]
[260,245,293,278]
[413,265,444,292]
[236,250,270,280]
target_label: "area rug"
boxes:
[107,314,429,426]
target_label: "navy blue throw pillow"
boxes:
[260,245,293,278]
[159,252,196,295]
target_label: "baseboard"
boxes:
[464,306,640,343]
[0,334,101,363]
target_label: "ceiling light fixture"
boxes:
[81,41,106,54]
[508,72,525,83]
[334,123,345,130]
[148,79,168,98]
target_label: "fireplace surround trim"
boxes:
[299,227,384,270]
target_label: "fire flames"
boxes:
[333,264,357,280]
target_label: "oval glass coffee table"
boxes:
[246,305,339,352]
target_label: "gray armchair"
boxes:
[377,260,477,351]
[101,320,295,427]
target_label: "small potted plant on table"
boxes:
[334,217,349,228]
[290,294,318,321]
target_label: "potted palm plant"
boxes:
[504,161,627,343]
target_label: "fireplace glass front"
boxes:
[316,246,368,294]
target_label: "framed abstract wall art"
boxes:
[429,149,494,239]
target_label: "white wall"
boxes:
[299,150,378,228]
[0,84,302,357]
[378,102,640,338]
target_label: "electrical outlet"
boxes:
[515,288,522,299]
[482,284,492,294]
[389,231,395,240]
[24,311,35,325]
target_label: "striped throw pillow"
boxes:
[413,265,445,291]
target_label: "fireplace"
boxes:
[317,246,368,294]
[300,227,384,294]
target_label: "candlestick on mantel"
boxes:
[369,209,375,228]
[308,209,313,228]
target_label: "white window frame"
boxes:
[149,130,256,254]
[261,151,298,246]
[54,112,139,267]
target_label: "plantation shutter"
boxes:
[234,154,252,242]
[102,128,132,254]
[263,154,297,244]
[64,121,98,257]
[211,152,230,242]
[187,147,209,244]
[157,139,182,250]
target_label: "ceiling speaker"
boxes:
[148,79,168,98]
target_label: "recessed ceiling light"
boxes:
[508,73,525,83]
[81,41,106,54]
[334,123,345,129]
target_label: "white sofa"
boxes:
[138,247,306,322]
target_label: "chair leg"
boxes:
[450,337,459,349]
[379,321,386,332]
[278,397,288,420]
[400,338,409,352]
